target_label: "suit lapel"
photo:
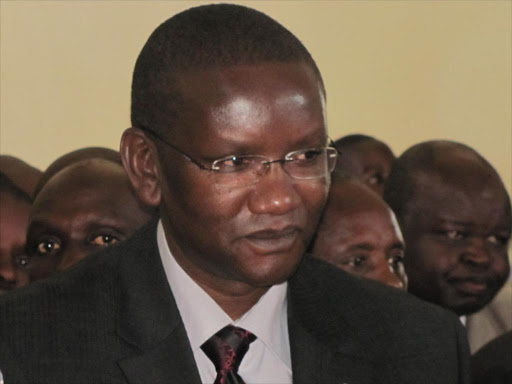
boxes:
[114,221,202,384]
[288,256,375,384]
[117,326,200,384]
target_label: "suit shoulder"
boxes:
[291,256,462,347]
[0,221,156,331]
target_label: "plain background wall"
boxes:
[1,0,511,193]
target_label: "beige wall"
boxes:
[1,0,510,192]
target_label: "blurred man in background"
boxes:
[311,177,407,289]
[0,172,31,293]
[334,134,395,196]
[22,148,155,281]
[384,140,510,318]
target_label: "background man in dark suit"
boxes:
[0,4,469,383]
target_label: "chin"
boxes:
[446,295,492,316]
[452,302,487,316]
[241,252,304,287]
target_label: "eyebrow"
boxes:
[389,242,405,251]
[345,243,374,252]
[210,128,328,157]
[436,219,470,227]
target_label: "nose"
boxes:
[55,248,87,272]
[248,162,301,215]
[0,257,17,290]
[460,238,492,269]
[380,264,405,290]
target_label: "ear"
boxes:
[120,127,162,208]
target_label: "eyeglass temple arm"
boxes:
[136,125,213,171]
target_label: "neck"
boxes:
[162,219,270,320]
[200,282,269,320]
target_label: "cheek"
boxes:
[491,253,510,279]
[168,176,249,240]
[28,256,59,281]
[406,237,456,276]
[296,181,329,216]
[15,268,30,287]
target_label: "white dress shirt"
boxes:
[157,221,293,384]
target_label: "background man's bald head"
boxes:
[0,155,42,199]
[35,147,121,197]
[326,178,393,217]
[35,158,133,206]
[333,134,395,196]
[384,140,509,221]
[384,140,511,315]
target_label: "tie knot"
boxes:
[201,325,257,382]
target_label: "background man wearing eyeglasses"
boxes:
[0,4,469,383]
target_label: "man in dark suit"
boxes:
[0,4,469,383]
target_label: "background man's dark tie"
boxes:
[201,325,257,384]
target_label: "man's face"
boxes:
[0,193,30,293]
[155,62,330,292]
[25,161,152,281]
[313,185,406,289]
[402,174,511,315]
[337,141,395,196]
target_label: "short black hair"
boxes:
[383,140,498,220]
[0,172,32,204]
[131,3,324,136]
[35,147,121,197]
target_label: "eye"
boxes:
[291,149,323,162]
[445,230,465,240]
[14,254,30,268]
[213,155,257,173]
[222,156,245,167]
[341,255,368,268]
[387,251,408,288]
[486,234,510,246]
[388,252,405,272]
[367,173,384,186]
[35,238,62,256]
[90,234,119,246]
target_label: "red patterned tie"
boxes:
[201,325,257,384]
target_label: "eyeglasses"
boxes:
[140,126,339,188]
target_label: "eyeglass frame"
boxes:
[138,125,340,178]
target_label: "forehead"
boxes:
[408,171,511,228]
[0,193,30,228]
[0,193,30,252]
[319,205,403,250]
[168,62,327,153]
[322,183,402,236]
[0,191,31,212]
[32,162,132,218]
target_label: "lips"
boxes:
[448,276,492,296]
[242,226,301,255]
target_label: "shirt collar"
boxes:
[156,220,291,369]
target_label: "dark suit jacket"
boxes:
[471,330,512,384]
[0,221,470,383]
